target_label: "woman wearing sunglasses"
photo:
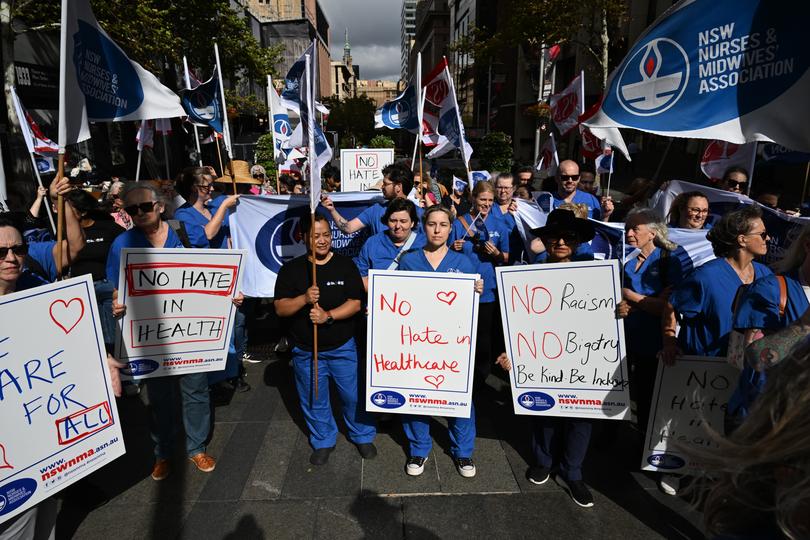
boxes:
[174,167,239,249]
[106,182,218,481]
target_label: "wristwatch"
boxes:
[325,311,334,325]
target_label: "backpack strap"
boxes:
[456,214,472,237]
[167,219,192,248]
[776,275,788,318]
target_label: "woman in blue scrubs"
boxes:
[174,167,239,249]
[397,205,483,478]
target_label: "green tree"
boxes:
[254,132,276,175]
[477,131,513,172]
[322,95,377,147]
[368,134,394,149]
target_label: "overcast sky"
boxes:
[319,0,402,81]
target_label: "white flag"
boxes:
[136,120,154,151]
[535,133,559,178]
[700,140,756,182]
[549,72,584,136]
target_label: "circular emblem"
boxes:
[254,207,309,273]
[274,117,292,138]
[617,38,689,116]
[425,79,449,106]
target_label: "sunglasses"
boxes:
[546,234,579,245]
[0,244,28,258]
[745,231,769,240]
[727,180,747,188]
[252,174,265,179]
[124,201,157,217]
[559,174,580,181]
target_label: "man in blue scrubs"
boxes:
[552,160,607,221]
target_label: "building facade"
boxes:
[401,0,418,81]
[356,80,399,108]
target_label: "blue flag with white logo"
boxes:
[179,68,224,133]
[585,0,810,153]
[375,83,420,133]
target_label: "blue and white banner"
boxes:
[179,68,224,134]
[59,0,185,146]
[375,83,420,133]
[267,77,291,163]
[584,0,810,153]
[279,43,329,116]
[231,192,383,297]
[762,143,810,164]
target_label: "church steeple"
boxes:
[343,28,352,65]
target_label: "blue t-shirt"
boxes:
[449,213,509,303]
[106,226,187,287]
[356,200,424,235]
[623,247,685,357]
[552,190,602,220]
[27,240,57,282]
[399,248,477,274]
[670,258,772,357]
[173,203,222,249]
[354,231,426,277]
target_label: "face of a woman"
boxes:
[625,220,656,252]
[543,233,579,262]
[424,212,452,248]
[0,226,24,285]
[740,217,769,258]
[680,196,709,229]
[194,175,215,203]
[386,210,414,243]
[124,188,163,231]
[473,190,494,217]
[110,187,123,210]
[307,220,332,258]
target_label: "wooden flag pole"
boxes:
[310,212,319,399]
[55,154,65,279]
[229,159,237,195]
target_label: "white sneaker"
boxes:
[406,456,427,476]
[455,457,476,478]
[658,474,680,496]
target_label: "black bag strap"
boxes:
[167,219,192,248]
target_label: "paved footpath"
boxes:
[58,353,706,539]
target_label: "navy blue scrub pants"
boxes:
[401,406,476,459]
[532,417,592,481]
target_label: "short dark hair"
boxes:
[0,214,25,241]
[514,165,534,176]
[381,197,418,225]
[300,213,330,236]
[322,164,339,181]
[722,166,749,181]
[175,167,211,200]
[382,163,414,195]
[706,204,763,257]
[279,174,296,190]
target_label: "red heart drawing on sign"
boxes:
[436,291,457,306]
[49,298,85,335]
[0,443,12,470]
[424,375,445,389]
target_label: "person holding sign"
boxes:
[107,182,217,480]
[396,205,484,477]
[273,214,377,466]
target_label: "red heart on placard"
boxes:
[0,443,12,470]
[424,375,445,389]
[436,291,457,306]
[49,298,85,335]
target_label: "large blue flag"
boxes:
[585,0,810,153]
[179,68,224,133]
[374,83,420,132]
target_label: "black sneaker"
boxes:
[455,457,476,478]
[562,478,594,508]
[405,456,427,476]
[309,447,335,466]
[527,466,551,485]
[355,442,377,459]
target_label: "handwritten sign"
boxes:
[0,276,125,525]
[496,260,630,419]
[642,356,738,473]
[340,149,394,192]
[366,270,479,418]
[115,248,246,379]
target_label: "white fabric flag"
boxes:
[549,72,584,136]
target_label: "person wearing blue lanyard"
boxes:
[450,180,509,393]
[551,160,605,220]
[107,182,220,481]
[397,205,484,477]
[729,222,810,429]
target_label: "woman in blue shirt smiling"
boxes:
[173,167,239,249]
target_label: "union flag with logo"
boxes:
[548,71,584,136]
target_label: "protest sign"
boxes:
[340,149,394,192]
[366,269,479,418]
[0,276,125,524]
[642,356,738,474]
[496,260,630,419]
[115,248,245,379]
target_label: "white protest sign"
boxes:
[340,148,394,191]
[115,248,246,379]
[366,269,479,418]
[642,356,738,473]
[496,260,630,419]
[0,276,125,524]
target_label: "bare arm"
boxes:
[659,301,681,366]
[48,178,85,269]
[320,196,364,234]
[29,186,47,218]
[309,299,362,324]
[205,195,239,240]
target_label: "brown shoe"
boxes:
[151,459,170,481]
[189,452,216,473]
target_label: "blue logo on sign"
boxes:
[254,206,309,273]
[273,116,291,138]
[371,391,405,409]
[123,359,159,376]
[72,20,143,118]
[517,392,555,411]
[617,38,689,116]
[647,453,685,469]
[0,478,37,517]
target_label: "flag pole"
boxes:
[213,42,236,195]
[28,153,56,234]
[214,130,224,176]
[746,142,757,197]
[55,155,65,279]
[443,58,472,186]
[305,51,319,399]
[161,128,171,180]
[135,148,142,181]
[183,56,203,166]
[267,74,281,194]
[56,0,68,280]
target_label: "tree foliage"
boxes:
[322,95,377,147]
[368,134,394,149]
[477,131,513,172]
[254,132,277,179]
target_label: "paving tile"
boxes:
[434,436,520,495]
[69,502,194,540]
[314,496,403,538]
[280,432,363,499]
[240,419,302,500]
[197,422,271,502]
[360,430,443,497]
[179,500,318,540]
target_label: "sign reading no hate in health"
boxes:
[340,149,394,192]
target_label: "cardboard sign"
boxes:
[496,260,630,419]
[115,248,246,379]
[0,276,125,524]
[642,356,738,473]
[340,149,394,192]
[366,270,479,418]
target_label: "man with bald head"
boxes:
[552,160,609,221]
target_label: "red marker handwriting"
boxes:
[0,443,12,470]
[401,325,448,346]
[424,375,445,389]
[436,291,457,306]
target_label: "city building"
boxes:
[409,0,450,82]
[331,29,359,100]
[356,79,399,108]
[401,0,418,81]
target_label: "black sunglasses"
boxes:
[0,244,28,258]
[124,201,157,217]
[559,174,580,181]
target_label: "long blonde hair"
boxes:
[773,222,810,274]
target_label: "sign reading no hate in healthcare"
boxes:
[340,148,394,192]
[365,270,479,418]
[115,248,246,379]
[0,275,125,525]
[496,260,630,419]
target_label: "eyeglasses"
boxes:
[727,180,747,188]
[195,183,214,191]
[496,185,514,191]
[124,201,157,217]
[559,174,580,181]
[0,244,28,258]
[745,231,769,240]
[252,174,265,179]
[686,207,709,215]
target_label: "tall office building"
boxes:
[401,0,418,81]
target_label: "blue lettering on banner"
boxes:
[121,359,159,376]
[0,478,37,517]
[647,453,686,469]
[517,391,556,412]
[72,21,143,118]
[370,391,405,409]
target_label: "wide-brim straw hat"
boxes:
[216,160,262,185]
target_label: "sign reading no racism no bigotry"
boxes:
[115,248,246,379]
[0,276,125,524]
[496,260,630,419]
[340,149,395,192]
[366,270,479,418]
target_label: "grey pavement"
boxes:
[57,352,706,540]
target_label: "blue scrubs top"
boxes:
[106,226,189,287]
[354,230,426,277]
[27,241,57,282]
[399,248,477,274]
[670,258,772,357]
[449,213,510,303]
[552,190,602,220]
[623,247,685,357]
[356,200,424,235]
[174,202,226,249]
